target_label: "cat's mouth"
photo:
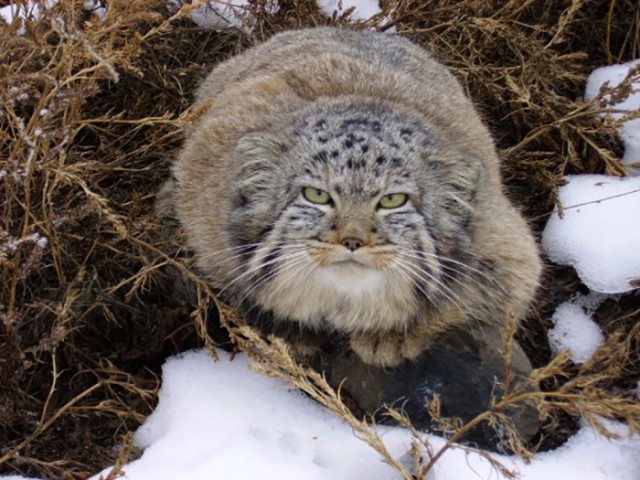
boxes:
[329,255,375,270]
[332,258,367,267]
[306,242,390,270]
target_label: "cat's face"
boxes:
[224,101,482,331]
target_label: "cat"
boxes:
[162,27,542,367]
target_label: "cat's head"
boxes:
[223,99,485,328]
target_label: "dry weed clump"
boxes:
[1,1,639,478]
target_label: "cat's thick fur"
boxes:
[167,27,542,366]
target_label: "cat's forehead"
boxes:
[291,103,432,188]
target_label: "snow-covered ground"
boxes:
[2,2,639,480]
[82,349,637,480]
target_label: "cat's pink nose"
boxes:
[342,237,364,252]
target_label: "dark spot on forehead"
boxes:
[345,157,366,170]
[391,157,403,167]
[313,150,328,163]
[331,150,340,158]
[360,144,369,154]
[343,139,354,149]
[375,155,387,165]
[314,119,327,131]
[400,128,414,138]
[341,117,370,129]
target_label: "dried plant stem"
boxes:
[0,382,104,466]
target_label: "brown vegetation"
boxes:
[1,1,639,478]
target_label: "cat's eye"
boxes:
[378,193,408,209]
[303,187,332,205]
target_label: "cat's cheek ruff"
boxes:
[250,254,423,333]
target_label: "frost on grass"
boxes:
[542,174,640,293]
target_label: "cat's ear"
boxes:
[424,151,484,221]
[234,131,292,198]
[443,154,484,220]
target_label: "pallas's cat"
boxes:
[164,28,542,366]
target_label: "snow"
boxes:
[84,0,107,20]
[180,1,385,29]
[91,350,411,480]
[585,59,640,175]
[185,0,251,29]
[170,0,276,30]
[542,61,640,363]
[318,0,382,20]
[0,0,56,34]
[542,174,640,293]
[548,296,605,364]
[81,349,640,480]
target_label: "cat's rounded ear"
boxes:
[234,131,293,197]
[446,154,483,205]
[422,150,484,221]
[235,131,292,163]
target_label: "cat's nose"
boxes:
[342,237,364,252]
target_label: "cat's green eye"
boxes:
[303,187,332,205]
[378,193,408,209]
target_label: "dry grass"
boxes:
[1,0,639,478]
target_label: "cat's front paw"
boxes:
[349,330,427,368]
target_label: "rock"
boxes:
[316,324,540,453]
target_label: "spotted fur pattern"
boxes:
[168,28,542,366]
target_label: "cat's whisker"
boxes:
[394,247,505,314]
[239,254,314,306]
[395,246,500,288]
[218,242,307,281]
[218,246,308,297]
[387,260,434,304]
[255,259,317,307]
[199,242,262,255]
[393,256,464,311]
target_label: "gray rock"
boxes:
[316,324,540,453]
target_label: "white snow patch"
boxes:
[86,349,640,480]
[169,0,268,29]
[0,477,43,480]
[318,0,382,20]
[0,0,57,34]
[542,174,640,293]
[83,0,107,20]
[91,349,412,480]
[585,59,640,175]
[548,297,605,364]
[190,0,249,29]
[513,419,640,480]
